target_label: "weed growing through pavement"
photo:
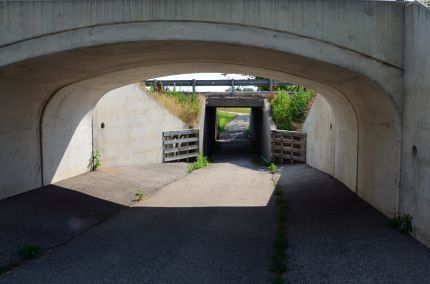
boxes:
[271,188,287,282]
[134,190,145,202]
[268,163,278,174]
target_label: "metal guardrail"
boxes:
[145,79,291,91]
[162,129,199,162]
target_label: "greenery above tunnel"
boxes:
[141,84,201,128]
[270,86,315,131]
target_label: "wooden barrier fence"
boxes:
[271,130,307,163]
[162,129,199,162]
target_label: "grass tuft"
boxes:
[389,212,414,234]
[0,264,15,275]
[17,245,45,260]
[188,154,209,173]
[254,158,271,167]
[271,188,287,281]
[268,163,278,174]
[134,190,145,202]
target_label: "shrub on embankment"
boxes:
[271,86,315,131]
[140,84,200,127]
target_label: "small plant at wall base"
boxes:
[91,150,102,171]
[134,190,145,202]
[389,213,414,235]
[268,163,278,174]
[255,157,271,167]
[17,244,45,260]
[0,244,45,275]
[188,154,209,172]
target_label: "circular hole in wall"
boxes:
[412,145,417,159]
[101,122,105,129]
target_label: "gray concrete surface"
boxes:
[1,0,430,247]
[0,163,187,269]
[401,2,430,247]
[0,152,276,283]
[43,84,187,185]
[0,0,404,229]
[281,164,430,283]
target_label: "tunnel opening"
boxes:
[213,106,256,162]
[0,39,401,233]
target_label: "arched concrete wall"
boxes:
[303,95,336,177]
[303,93,358,192]
[0,1,403,222]
[92,84,187,168]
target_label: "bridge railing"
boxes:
[162,129,199,162]
[271,130,307,163]
[144,79,291,93]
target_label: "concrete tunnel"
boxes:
[4,0,430,247]
[202,96,268,158]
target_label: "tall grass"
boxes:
[217,111,237,132]
[142,84,200,127]
[271,86,315,130]
[218,107,251,114]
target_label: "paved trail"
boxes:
[1,135,276,283]
[280,164,430,283]
[3,112,430,283]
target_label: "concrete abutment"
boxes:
[0,0,429,246]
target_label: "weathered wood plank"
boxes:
[163,129,199,136]
[163,137,199,145]
[272,146,305,153]
[164,152,199,162]
[163,145,199,154]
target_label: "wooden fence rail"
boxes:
[271,130,307,163]
[162,129,199,162]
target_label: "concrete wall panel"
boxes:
[303,95,336,176]
[0,2,404,242]
[93,84,187,167]
[402,2,430,246]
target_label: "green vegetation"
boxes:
[254,158,278,174]
[218,107,251,114]
[91,149,101,171]
[255,158,271,167]
[0,264,15,275]
[217,110,237,132]
[271,86,315,130]
[268,163,278,174]
[134,190,145,202]
[188,154,209,173]
[271,188,287,281]
[144,85,200,127]
[0,244,45,275]
[389,213,414,234]
[17,245,44,260]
